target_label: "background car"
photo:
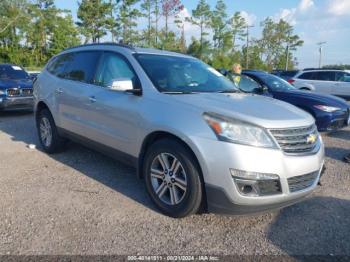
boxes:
[289,69,350,99]
[240,71,350,132]
[0,64,34,111]
[271,70,300,81]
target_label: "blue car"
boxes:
[240,71,350,132]
[0,64,34,111]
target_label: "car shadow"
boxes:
[0,112,158,214]
[326,129,350,142]
[267,196,350,256]
[325,147,349,162]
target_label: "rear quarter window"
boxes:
[298,72,315,80]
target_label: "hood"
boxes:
[0,78,33,89]
[169,93,314,129]
[277,89,349,109]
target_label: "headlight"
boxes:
[0,90,5,95]
[203,113,277,148]
[314,105,340,112]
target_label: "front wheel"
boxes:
[144,139,203,218]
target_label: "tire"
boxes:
[300,87,311,91]
[144,139,203,218]
[36,108,66,154]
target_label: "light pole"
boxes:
[245,24,254,69]
[317,42,326,68]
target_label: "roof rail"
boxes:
[63,42,136,52]
[303,68,344,71]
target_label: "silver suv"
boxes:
[291,69,350,99]
[34,44,325,218]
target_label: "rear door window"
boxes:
[63,51,101,83]
[313,71,336,81]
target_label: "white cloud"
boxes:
[274,8,297,25]
[240,11,257,26]
[298,0,314,12]
[327,0,350,16]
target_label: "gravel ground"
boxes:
[0,111,349,257]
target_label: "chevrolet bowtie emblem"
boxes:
[306,134,317,144]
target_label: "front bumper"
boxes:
[316,109,350,132]
[190,136,325,215]
[0,96,34,111]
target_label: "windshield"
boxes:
[134,54,238,93]
[260,74,296,91]
[0,65,29,80]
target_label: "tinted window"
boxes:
[0,65,29,80]
[314,71,335,81]
[335,72,350,82]
[63,51,101,83]
[135,54,237,93]
[47,54,73,78]
[95,52,138,88]
[298,72,315,80]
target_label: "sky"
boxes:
[55,0,350,69]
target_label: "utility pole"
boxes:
[245,24,254,69]
[317,42,326,68]
[285,44,290,71]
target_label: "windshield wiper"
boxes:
[162,91,198,95]
[217,89,240,94]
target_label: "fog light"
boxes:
[230,169,281,197]
[0,98,3,103]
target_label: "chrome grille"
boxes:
[288,171,319,193]
[7,88,21,96]
[269,124,319,154]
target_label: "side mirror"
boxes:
[107,78,142,96]
[108,78,134,92]
[262,85,269,92]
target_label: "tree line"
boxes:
[0,0,304,71]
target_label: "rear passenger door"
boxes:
[56,51,102,137]
[313,71,337,94]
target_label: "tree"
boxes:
[116,0,142,44]
[49,12,81,56]
[211,0,230,50]
[228,12,246,51]
[141,0,156,47]
[77,0,114,43]
[161,0,184,42]
[259,18,303,70]
[186,0,211,58]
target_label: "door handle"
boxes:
[89,96,97,103]
[55,88,63,94]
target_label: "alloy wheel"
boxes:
[39,117,52,147]
[150,153,188,205]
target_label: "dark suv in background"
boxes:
[0,64,34,111]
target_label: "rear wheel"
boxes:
[36,109,66,154]
[144,139,203,218]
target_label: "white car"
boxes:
[290,69,350,100]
